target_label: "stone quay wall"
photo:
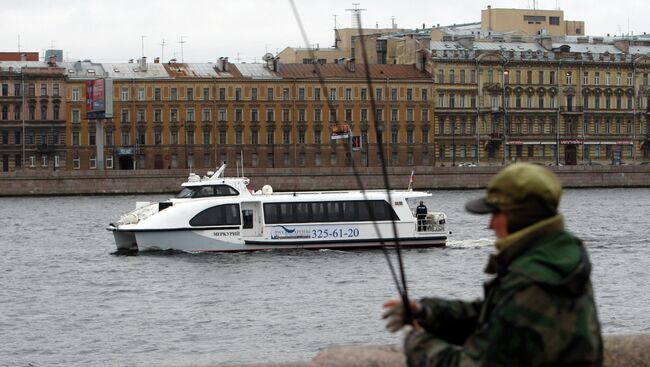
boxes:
[219,334,650,367]
[1,165,649,196]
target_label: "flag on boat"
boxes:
[408,171,414,191]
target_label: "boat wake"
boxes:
[445,238,493,249]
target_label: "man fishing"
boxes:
[383,163,603,366]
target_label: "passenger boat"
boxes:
[107,165,448,253]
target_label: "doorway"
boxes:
[118,156,134,170]
[564,144,577,165]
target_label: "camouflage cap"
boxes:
[466,163,562,215]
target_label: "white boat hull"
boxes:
[113,229,446,252]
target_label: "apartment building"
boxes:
[0,59,66,172]
[427,36,650,166]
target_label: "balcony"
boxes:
[487,133,503,141]
[36,144,55,153]
[560,105,583,114]
[483,82,503,92]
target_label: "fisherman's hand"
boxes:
[382,299,422,333]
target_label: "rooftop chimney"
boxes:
[20,53,27,61]
[154,57,160,64]
[139,56,147,71]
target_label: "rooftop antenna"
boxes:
[346,3,366,29]
[160,39,167,63]
[236,52,241,63]
[333,14,338,30]
[140,35,146,57]
[17,35,21,53]
[391,16,396,29]
[178,36,187,63]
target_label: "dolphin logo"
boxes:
[280,225,296,233]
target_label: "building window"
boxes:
[235,88,242,101]
[549,16,560,25]
[73,156,80,169]
[154,88,161,101]
[345,88,352,100]
[155,131,162,145]
[283,130,291,144]
[72,88,80,101]
[220,88,226,100]
[266,108,274,122]
[314,88,320,100]
[283,88,290,100]
[40,105,47,120]
[203,87,210,100]
[235,130,243,144]
[220,130,227,144]
[391,88,398,100]
[121,87,129,101]
[361,88,367,100]
[251,88,257,101]
[314,129,321,144]
[251,129,258,145]
[106,130,113,146]
[138,87,145,101]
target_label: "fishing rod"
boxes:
[287,0,412,323]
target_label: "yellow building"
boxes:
[64,58,434,171]
[427,37,650,166]
[481,6,585,37]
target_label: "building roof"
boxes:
[234,63,282,79]
[276,63,431,80]
[628,46,650,55]
[474,42,547,52]
[103,62,170,79]
[59,61,105,79]
[552,42,622,54]
[0,61,49,71]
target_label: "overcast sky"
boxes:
[1,0,648,64]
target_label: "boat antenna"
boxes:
[288,0,412,323]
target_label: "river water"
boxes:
[1,188,649,366]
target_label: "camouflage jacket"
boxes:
[405,215,603,367]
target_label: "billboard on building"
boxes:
[86,78,113,119]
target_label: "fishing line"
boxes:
[287,0,411,320]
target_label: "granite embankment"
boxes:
[220,334,650,367]
[1,165,649,196]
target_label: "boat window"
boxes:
[190,204,241,226]
[176,185,240,199]
[263,200,398,224]
[176,187,196,198]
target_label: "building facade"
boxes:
[0,60,66,172]
[428,37,650,166]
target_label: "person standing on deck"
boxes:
[384,163,603,366]
[416,201,428,232]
